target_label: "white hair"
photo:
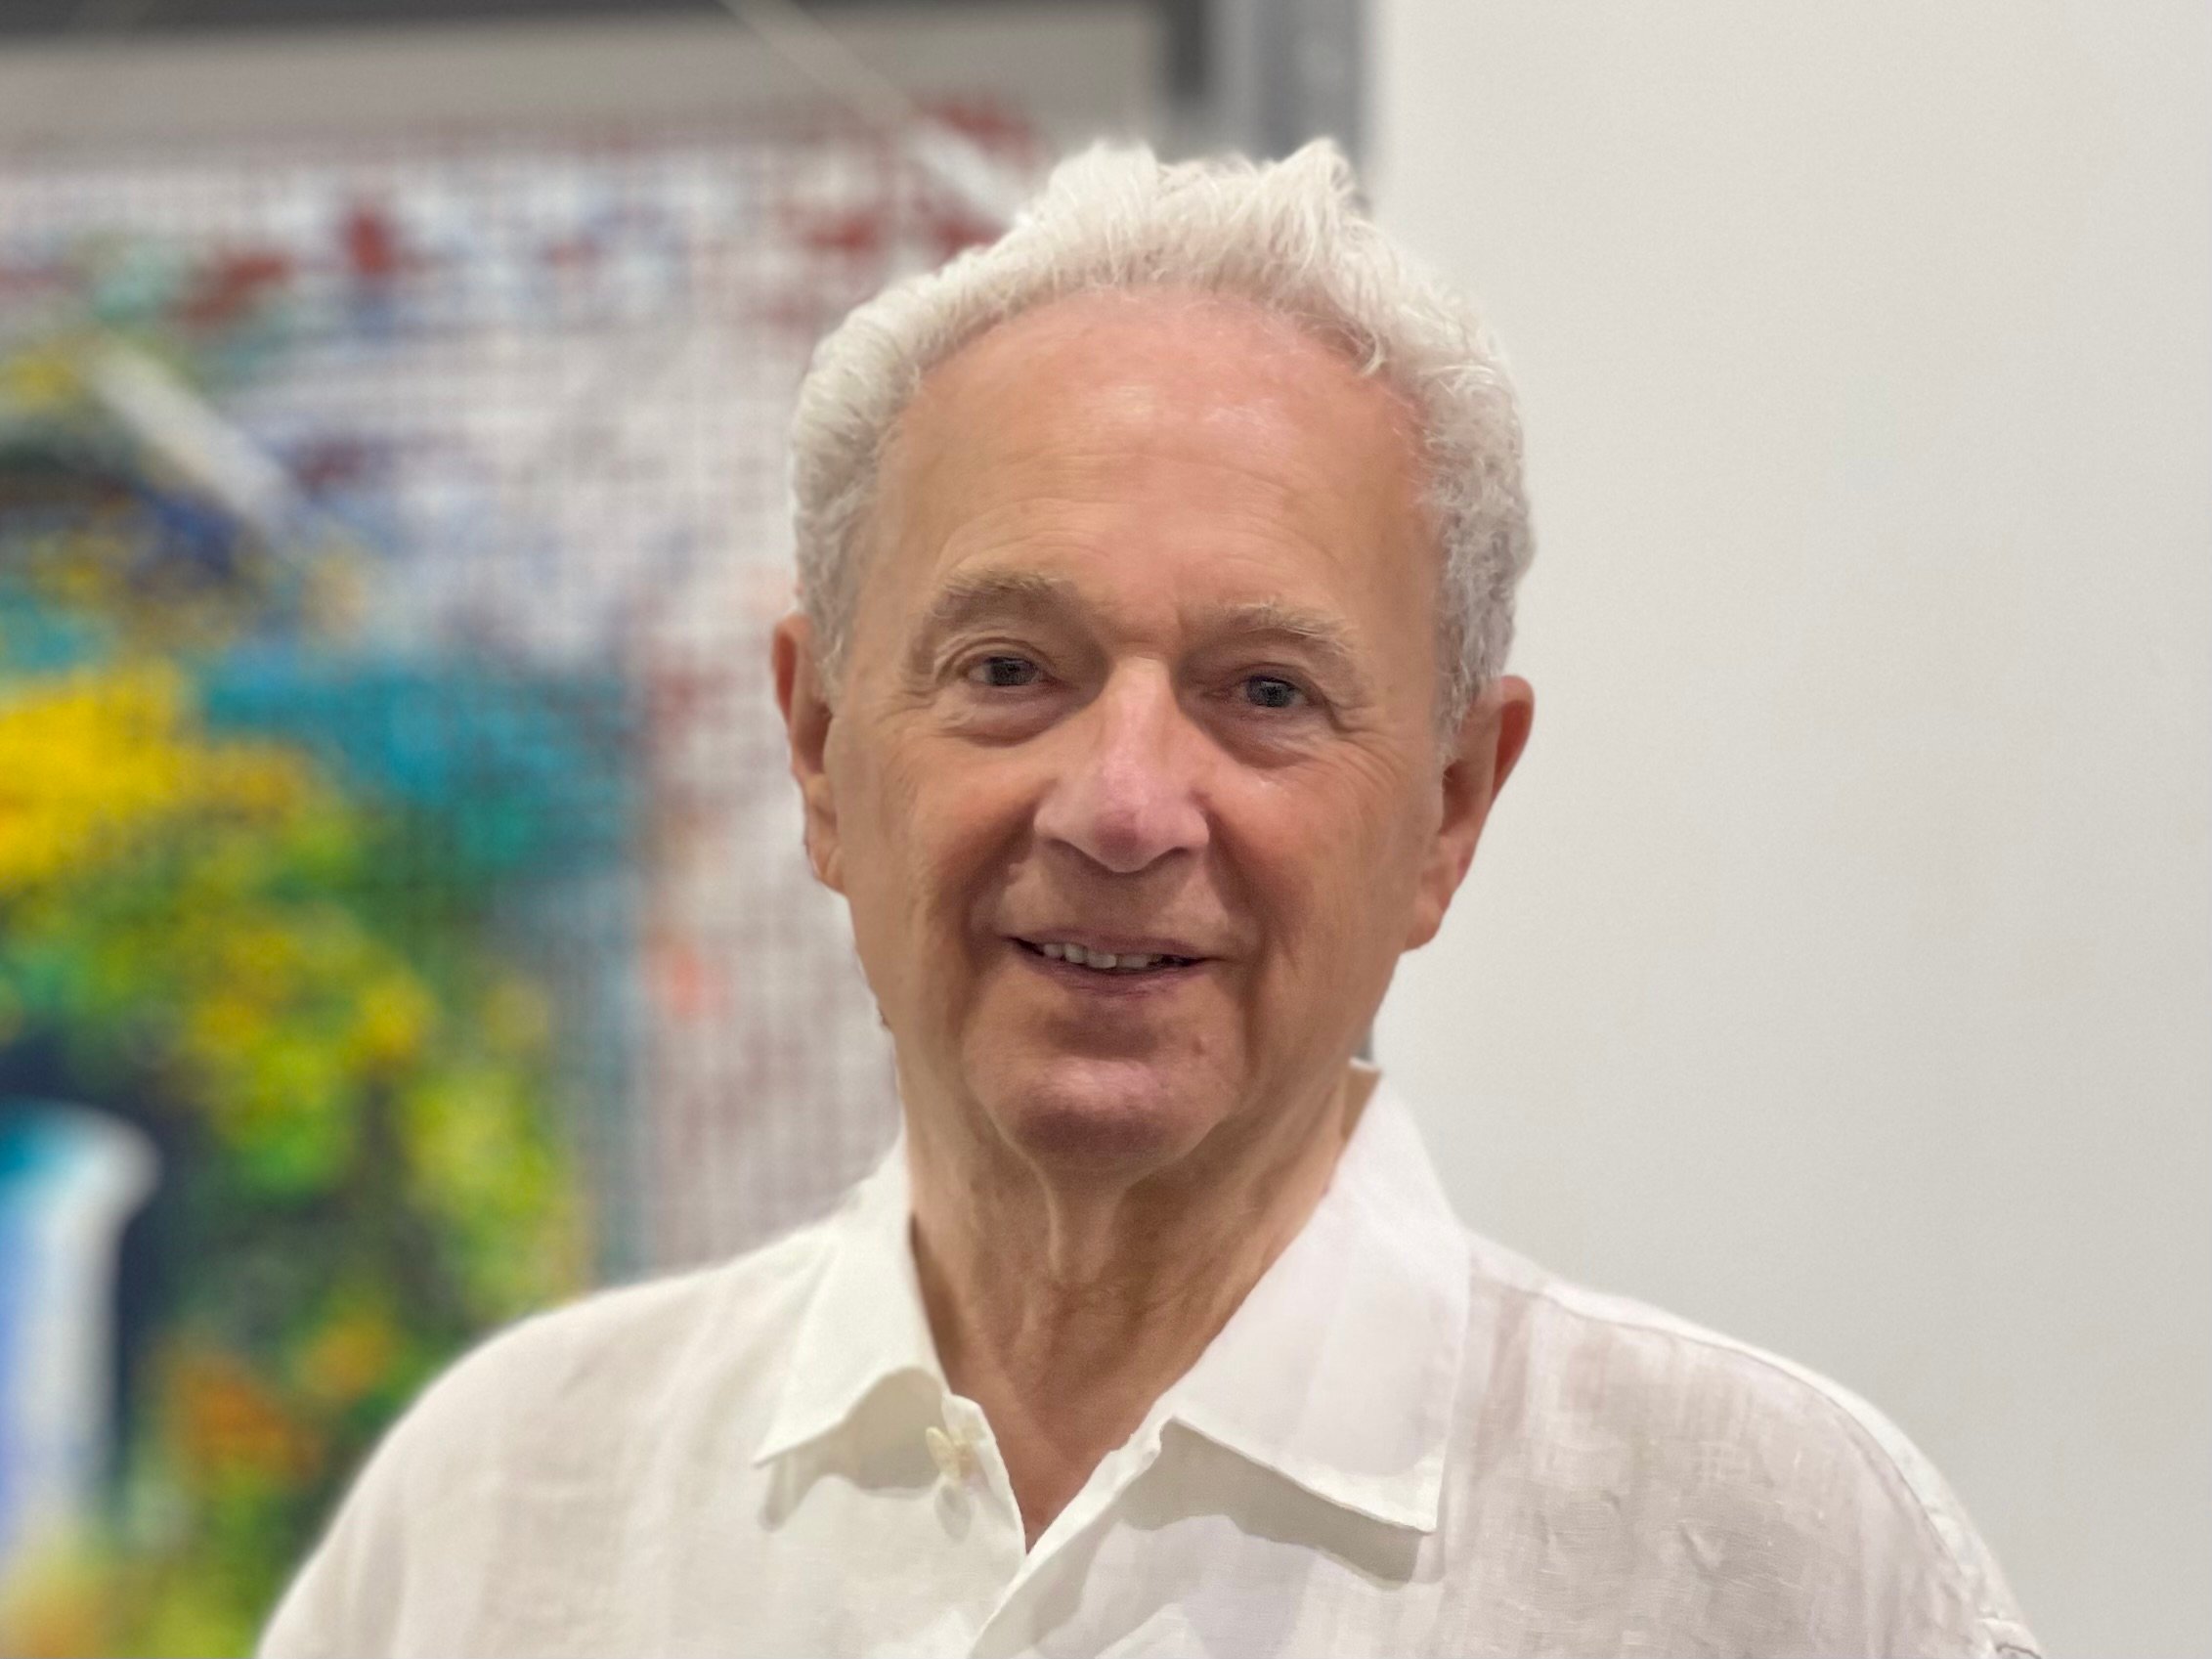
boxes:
[788,137,1534,731]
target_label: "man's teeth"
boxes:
[1034,941,1188,972]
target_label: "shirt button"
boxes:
[925,1424,972,1482]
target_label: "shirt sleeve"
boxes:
[256,1418,417,1659]
[1832,1372,2042,1658]
[255,1317,528,1659]
[257,1537,353,1659]
[1490,1280,2045,1657]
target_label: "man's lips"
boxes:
[1007,932,1213,975]
[1008,930,1209,962]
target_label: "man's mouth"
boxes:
[1013,939,1202,976]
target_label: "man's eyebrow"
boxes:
[906,570,1084,676]
[1194,600,1376,699]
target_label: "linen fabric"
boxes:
[260,1073,2038,1657]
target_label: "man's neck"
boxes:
[903,1065,1373,1547]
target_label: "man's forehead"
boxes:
[843,286,1442,707]
[903,286,1398,432]
[873,288,1429,556]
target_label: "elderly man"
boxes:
[261,143,2036,1657]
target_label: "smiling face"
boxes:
[776,289,1530,1183]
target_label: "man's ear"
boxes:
[1404,674,1534,951]
[772,613,846,894]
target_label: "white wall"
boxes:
[1370,4,2209,1653]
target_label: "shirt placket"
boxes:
[963,1410,1172,1659]
[897,1391,1028,1656]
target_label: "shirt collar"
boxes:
[752,1069,1471,1537]
[1159,1071,1470,1533]
[752,1133,942,1465]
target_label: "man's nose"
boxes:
[1033,664,1209,875]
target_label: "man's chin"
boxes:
[984,1059,1219,1176]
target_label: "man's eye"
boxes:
[966,655,1043,689]
[1240,675,1306,711]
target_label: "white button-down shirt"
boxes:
[260,1075,2038,1657]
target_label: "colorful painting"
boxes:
[0,263,611,1653]
[0,112,1030,1654]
